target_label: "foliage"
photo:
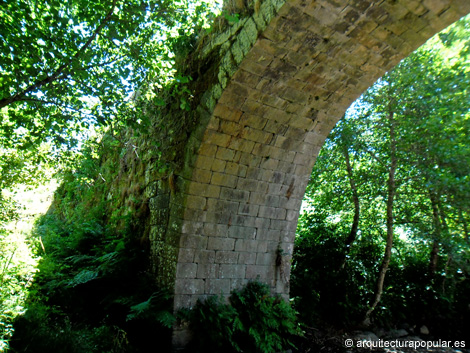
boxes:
[291,213,378,326]
[292,14,470,335]
[0,229,38,352]
[0,0,219,143]
[0,0,222,217]
[7,136,175,353]
[184,281,301,353]
[0,182,57,351]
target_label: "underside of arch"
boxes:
[149,0,470,320]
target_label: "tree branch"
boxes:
[0,0,119,109]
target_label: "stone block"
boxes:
[192,169,212,184]
[179,234,208,249]
[205,211,232,224]
[238,204,260,217]
[246,166,262,179]
[230,215,256,227]
[246,265,269,280]
[257,241,268,253]
[173,294,194,310]
[188,182,221,198]
[286,209,299,221]
[237,178,261,192]
[241,99,269,116]
[241,126,274,144]
[279,242,294,256]
[194,250,216,264]
[178,248,195,263]
[185,195,207,210]
[228,137,256,153]
[216,147,236,161]
[176,263,198,279]
[234,239,258,252]
[207,198,240,213]
[219,120,243,137]
[196,264,218,278]
[256,252,275,266]
[258,205,276,218]
[266,229,281,241]
[175,278,205,295]
[211,172,238,188]
[207,237,235,251]
[194,155,214,170]
[267,182,282,196]
[203,130,232,148]
[249,192,267,205]
[220,187,250,202]
[266,194,281,207]
[270,219,289,231]
[238,252,257,265]
[228,226,257,240]
[215,251,239,264]
[210,158,226,173]
[218,264,246,279]
[205,279,231,295]
[220,162,237,177]
[254,217,271,230]
[230,278,250,292]
[239,152,262,167]
[203,223,228,237]
[198,142,218,157]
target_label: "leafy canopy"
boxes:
[0,0,220,151]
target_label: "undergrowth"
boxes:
[8,138,174,353]
[182,281,302,353]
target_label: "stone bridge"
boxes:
[146,0,470,340]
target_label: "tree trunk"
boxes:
[459,209,469,242]
[429,241,440,276]
[339,145,360,270]
[429,192,441,277]
[363,110,397,324]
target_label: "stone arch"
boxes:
[149,0,470,319]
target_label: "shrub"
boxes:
[184,281,301,353]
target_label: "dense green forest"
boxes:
[1,0,470,352]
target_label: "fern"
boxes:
[186,281,302,353]
[67,270,98,287]
[126,291,175,328]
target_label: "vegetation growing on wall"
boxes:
[8,136,175,352]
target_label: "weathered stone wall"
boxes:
[160,0,470,325]
[147,0,290,292]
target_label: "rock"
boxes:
[385,329,409,339]
[373,327,386,338]
[401,336,424,342]
[399,323,411,331]
[354,331,380,341]
[420,325,430,335]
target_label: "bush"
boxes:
[290,213,373,327]
[9,197,174,352]
[184,281,301,353]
